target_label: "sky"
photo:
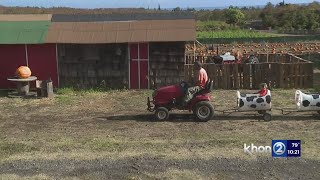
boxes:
[0,0,318,9]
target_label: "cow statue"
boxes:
[237,90,272,112]
[295,90,320,111]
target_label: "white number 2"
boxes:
[273,142,286,155]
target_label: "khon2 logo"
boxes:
[272,140,301,157]
[244,140,301,157]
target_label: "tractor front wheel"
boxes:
[155,107,169,121]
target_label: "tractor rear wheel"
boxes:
[194,101,214,122]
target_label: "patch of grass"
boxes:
[56,87,75,95]
[87,138,124,152]
[56,86,117,96]
[310,86,320,93]
[54,138,77,151]
[0,142,39,157]
[55,95,74,105]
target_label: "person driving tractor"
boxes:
[183,61,208,105]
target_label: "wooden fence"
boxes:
[184,54,313,89]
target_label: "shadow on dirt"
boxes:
[0,90,39,99]
[97,113,320,122]
[96,114,198,122]
[0,90,11,97]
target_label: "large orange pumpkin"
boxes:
[16,66,31,79]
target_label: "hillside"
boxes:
[0,6,169,14]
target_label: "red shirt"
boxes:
[258,88,268,96]
[198,68,208,88]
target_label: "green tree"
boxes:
[260,2,277,28]
[305,10,320,30]
[224,8,245,26]
[293,10,308,29]
[172,7,181,12]
[186,7,195,12]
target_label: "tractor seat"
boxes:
[198,79,214,94]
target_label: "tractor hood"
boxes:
[157,84,180,93]
[153,84,184,105]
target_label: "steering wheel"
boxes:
[180,81,189,92]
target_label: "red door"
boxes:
[129,43,149,89]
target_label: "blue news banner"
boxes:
[272,140,301,157]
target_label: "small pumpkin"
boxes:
[16,66,31,79]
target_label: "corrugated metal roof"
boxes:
[0,14,52,21]
[52,12,194,22]
[45,19,196,43]
[0,21,50,44]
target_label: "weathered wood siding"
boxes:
[149,42,185,89]
[58,44,128,88]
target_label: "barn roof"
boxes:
[45,19,195,43]
[0,14,52,21]
[0,12,196,44]
[46,12,196,43]
[0,14,51,44]
[0,21,50,44]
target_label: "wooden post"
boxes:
[289,63,294,88]
[239,64,243,89]
[243,64,250,89]
[184,65,188,82]
[189,65,193,83]
[218,65,222,88]
[226,65,230,89]
[213,65,217,88]
[234,63,239,89]
[307,62,313,88]
[252,64,256,89]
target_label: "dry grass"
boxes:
[0,174,54,180]
[0,88,319,179]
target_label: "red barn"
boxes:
[0,13,196,89]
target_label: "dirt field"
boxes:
[0,89,319,179]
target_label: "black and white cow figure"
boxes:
[237,90,272,112]
[295,90,320,111]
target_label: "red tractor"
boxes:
[147,80,214,121]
